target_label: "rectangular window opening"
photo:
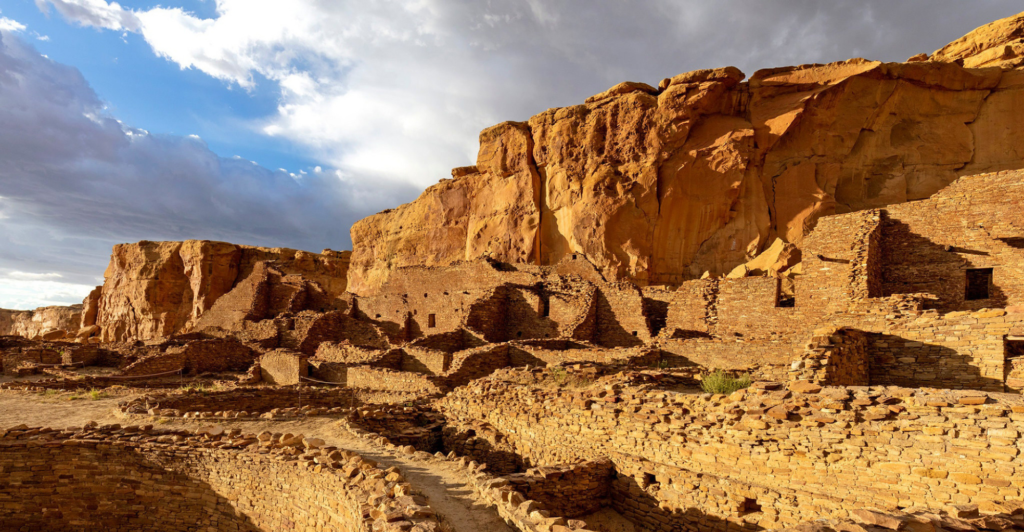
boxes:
[427,314,436,328]
[965,268,993,301]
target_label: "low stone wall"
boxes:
[442,421,525,475]
[347,367,445,395]
[0,423,442,532]
[346,403,444,446]
[259,349,308,385]
[0,375,188,391]
[119,387,364,420]
[120,339,255,376]
[439,370,1024,530]
[504,460,613,518]
[656,338,796,382]
[511,342,660,367]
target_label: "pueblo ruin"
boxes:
[4,11,1024,532]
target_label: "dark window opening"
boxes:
[966,268,993,300]
[632,331,638,336]
[517,331,523,338]
[375,314,381,319]
[424,293,429,298]
[642,473,658,488]
[572,254,578,260]
[778,297,795,308]
[540,294,550,317]
[428,314,436,328]
[740,498,761,515]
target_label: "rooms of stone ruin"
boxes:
[4,11,1024,532]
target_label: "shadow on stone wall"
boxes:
[595,291,645,348]
[881,219,1009,312]
[0,445,261,531]
[867,332,1005,391]
[609,473,766,532]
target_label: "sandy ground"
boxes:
[0,391,514,532]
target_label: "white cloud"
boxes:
[34,0,140,32]
[6,271,63,280]
[0,17,26,33]
[0,278,95,310]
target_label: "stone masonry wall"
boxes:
[440,374,1024,530]
[0,424,442,532]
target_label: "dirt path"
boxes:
[0,392,513,532]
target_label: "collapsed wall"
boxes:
[348,11,1024,295]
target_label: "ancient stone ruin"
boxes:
[4,11,1024,532]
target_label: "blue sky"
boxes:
[0,0,1021,310]
[1,1,314,173]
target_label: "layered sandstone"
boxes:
[349,12,1024,294]
[92,240,350,343]
[0,305,82,340]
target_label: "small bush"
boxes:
[88,388,107,401]
[700,370,752,394]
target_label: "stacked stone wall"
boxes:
[440,375,1024,530]
[347,367,445,395]
[504,460,613,518]
[880,171,1024,312]
[121,339,255,376]
[0,424,441,532]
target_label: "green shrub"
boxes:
[700,370,752,394]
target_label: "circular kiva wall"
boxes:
[0,425,441,531]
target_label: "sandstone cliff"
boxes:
[348,11,1024,295]
[92,240,350,343]
[0,305,83,340]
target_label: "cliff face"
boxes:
[93,240,350,343]
[348,12,1024,295]
[0,306,83,339]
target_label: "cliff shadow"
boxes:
[594,290,645,348]
[867,332,1006,392]
[880,219,1009,312]
[0,444,263,531]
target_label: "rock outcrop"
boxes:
[348,12,1024,295]
[92,240,350,343]
[0,305,83,340]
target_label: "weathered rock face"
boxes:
[95,240,350,343]
[349,12,1024,295]
[0,305,83,339]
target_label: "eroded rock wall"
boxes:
[95,240,350,343]
[349,13,1024,294]
[0,305,82,339]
